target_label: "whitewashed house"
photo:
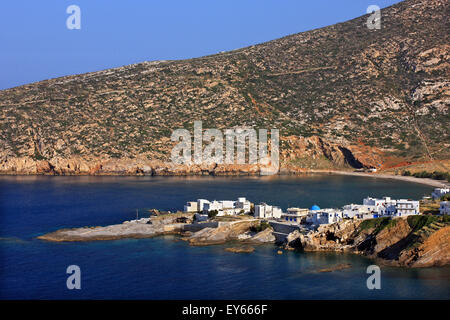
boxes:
[378,203,397,216]
[363,196,397,215]
[362,196,419,217]
[342,204,377,219]
[194,197,253,216]
[440,201,450,215]
[395,199,420,216]
[311,209,343,225]
[281,208,309,223]
[234,197,251,214]
[203,200,224,215]
[184,201,198,213]
[432,188,450,200]
[254,203,282,219]
[197,199,211,212]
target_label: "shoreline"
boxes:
[310,170,448,188]
[36,214,450,268]
[1,170,447,188]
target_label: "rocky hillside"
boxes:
[285,215,450,267]
[0,0,448,175]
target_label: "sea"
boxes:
[0,174,449,299]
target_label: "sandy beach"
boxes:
[311,170,448,188]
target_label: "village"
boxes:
[37,185,450,268]
[183,187,450,229]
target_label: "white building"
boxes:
[363,196,397,214]
[342,204,378,219]
[203,200,224,214]
[395,199,420,216]
[440,201,450,215]
[281,208,309,223]
[184,201,198,213]
[197,199,211,212]
[311,209,343,225]
[432,188,450,200]
[362,196,419,217]
[234,197,251,214]
[191,197,253,216]
[254,203,282,219]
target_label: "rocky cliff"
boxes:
[0,0,448,175]
[285,215,450,267]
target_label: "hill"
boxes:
[0,0,448,175]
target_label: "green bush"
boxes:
[251,221,271,233]
[402,170,450,182]
[407,215,438,231]
[208,210,219,218]
[359,217,396,234]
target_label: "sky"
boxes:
[0,0,403,90]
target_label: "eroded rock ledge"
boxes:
[37,214,276,246]
[283,216,450,268]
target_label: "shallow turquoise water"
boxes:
[0,175,448,299]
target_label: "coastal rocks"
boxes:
[284,220,361,252]
[398,226,450,268]
[185,220,259,246]
[37,213,194,242]
[283,217,450,268]
[37,218,169,242]
[281,136,362,170]
[317,263,352,273]
[283,230,304,250]
[371,218,411,255]
[247,228,276,243]
[36,160,56,174]
[0,133,384,176]
[225,246,255,253]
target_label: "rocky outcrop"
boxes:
[247,227,276,243]
[0,135,378,175]
[37,213,194,241]
[316,263,352,273]
[398,226,450,267]
[284,216,450,268]
[225,246,255,253]
[185,220,259,245]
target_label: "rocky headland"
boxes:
[37,213,194,242]
[37,210,450,268]
[37,213,276,245]
[283,215,450,268]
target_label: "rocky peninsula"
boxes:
[37,212,276,245]
[37,209,450,268]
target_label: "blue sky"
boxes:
[0,0,402,90]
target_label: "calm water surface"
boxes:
[0,175,448,299]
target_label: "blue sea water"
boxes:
[0,174,449,300]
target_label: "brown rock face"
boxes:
[0,135,378,175]
[286,217,450,268]
[399,226,450,267]
[281,136,376,171]
[186,220,259,245]
[373,218,412,254]
[36,160,55,174]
